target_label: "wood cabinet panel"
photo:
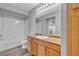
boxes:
[38,40,44,45]
[31,39,38,56]
[38,44,45,56]
[27,38,31,52]
[45,48,60,56]
[44,42,60,52]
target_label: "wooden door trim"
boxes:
[67,4,73,56]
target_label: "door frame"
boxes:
[67,4,73,56]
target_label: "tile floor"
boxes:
[0,46,32,56]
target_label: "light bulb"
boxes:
[15,20,19,23]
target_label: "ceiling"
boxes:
[0,3,39,15]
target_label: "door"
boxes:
[67,3,79,56]
[71,12,79,55]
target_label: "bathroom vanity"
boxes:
[27,34,61,56]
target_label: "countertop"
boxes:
[28,34,61,45]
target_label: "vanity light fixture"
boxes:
[36,3,55,14]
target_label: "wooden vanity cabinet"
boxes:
[27,36,61,56]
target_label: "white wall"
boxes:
[0,16,25,51]
[0,8,25,51]
[28,12,37,34]
[61,3,67,56]
[24,19,29,39]
[36,21,42,34]
[0,17,3,41]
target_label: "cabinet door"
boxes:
[38,44,45,56]
[31,39,37,56]
[27,38,31,53]
[45,48,60,56]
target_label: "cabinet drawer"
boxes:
[38,40,44,45]
[44,42,60,52]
